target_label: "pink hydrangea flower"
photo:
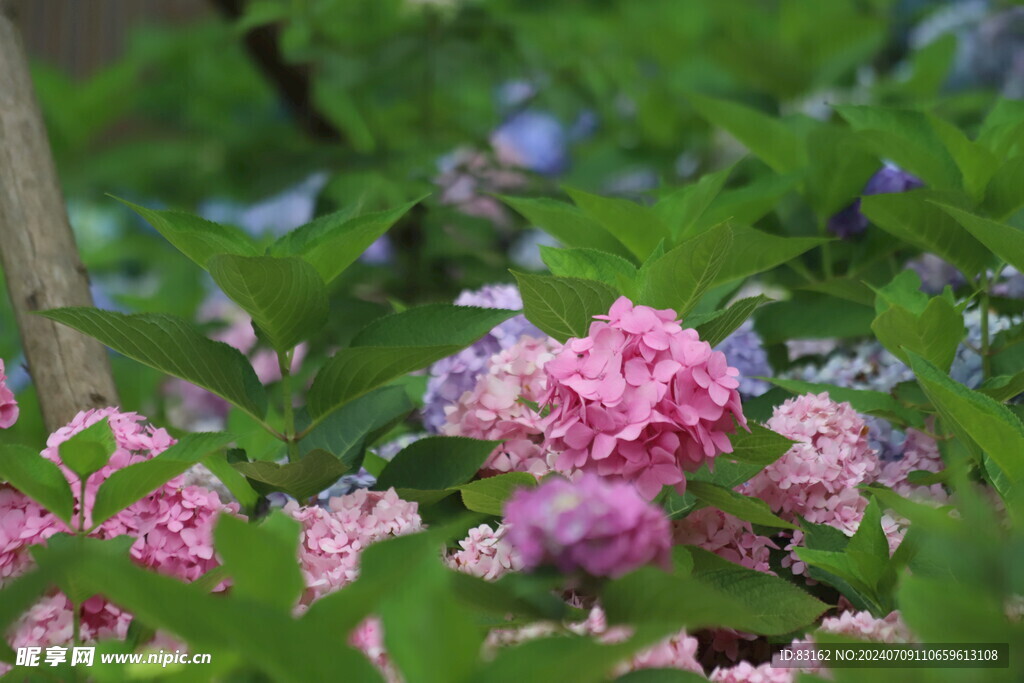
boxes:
[1,408,239,659]
[446,523,523,581]
[285,488,422,606]
[540,297,746,500]
[504,473,672,578]
[673,508,776,573]
[350,617,402,683]
[877,428,948,505]
[442,336,560,476]
[745,393,877,526]
[818,610,913,643]
[710,661,794,682]
[0,359,17,429]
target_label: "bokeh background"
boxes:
[3,0,1023,444]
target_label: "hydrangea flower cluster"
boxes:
[746,393,877,529]
[540,297,747,499]
[715,320,773,398]
[0,359,17,429]
[784,340,914,394]
[827,165,923,238]
[876,428,949,505]
[422,284,542,433]
[710,660,795,683]
[950,307,1017,390]
[818,610,913,643]
[673,508,776,574]
[284,488,422,607]
[442,335,560,476]
[504,474,672,578]
[490,110,568,176]
[1,408,239,656]
[906,253,966,294]
[434,147,527,227]
[446,523,522,581]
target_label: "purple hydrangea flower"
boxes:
[784,340,915,393]
[950,308,1017,389]
[906,253,966,294]
[504,474,672,578]
[421,285,541,432]
[827,165,924,238]
[993,266,1024,299]
[490,110,568,176]
[715,320,772,398]
[199,172,327,236]
[864,415,907,463]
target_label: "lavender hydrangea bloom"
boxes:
[993,266,1024,299]
[316,469,378,502]
[490,111,568,176]
[715,320,772,398]
[199,172,327,236]
[421,285,542,432]
[784,340,915,393]
[864,415,907,463]
[950,308,1017,389]
[905,253,966,294]
[827,165,924,238]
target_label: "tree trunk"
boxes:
[0,0,118,431]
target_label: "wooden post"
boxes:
[0,0,118,431]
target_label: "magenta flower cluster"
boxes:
[540,297,746,499]
[504,473,672,578]
[1,408,239,656]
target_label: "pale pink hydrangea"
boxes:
[285,488,422,606]
[504,474,672,578]
[442,336,560,476]
[746,393,877,526]
[2,408,239,659]
[877,428,948,505]
[446,523,523,581]
[540,297,746,500]
[818,609,913,643]
[0,359,18,428]
[350,617,402,683]
[710,661,794,682]
[673,508,776,573]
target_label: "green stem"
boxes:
[980,272,992,381]
[279,350,300,462]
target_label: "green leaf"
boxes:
[859,192,991,278]
[727,423,795,467]
[907,351,1024,489]
[512,270,619,342]
[499,195,634,260]
[214,512,304,610]
[755,292,875,343]
[233,449,349,500]
[686,480,799,530]
[308,305,517,418]
[871,295,964,372]
[299,385,412,467]
[982,155,1024,220]
[836,107,961,190]
[934,202,1024,274]
[376,436,498,491]
[456,472,537,515]
[767,379,923,427]
[654,165,733,242]
[201,451,260,512]
[112,197,259,269]
[0,444,75,527]
[614,670,708,683]
[639,223,732,315]
[208,254,328,352]
[687,547,828,634]
[694,295,772,347]
[688,93,805,173]
[804,125,879,220]
[269,199,422,283]
[90,433,235,529]
[58,419,115,479]
[540,246,637,289]
[39,308,268,419]
[565,187,669,260]
[978,371,1024,403]
[713,227,828,285]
